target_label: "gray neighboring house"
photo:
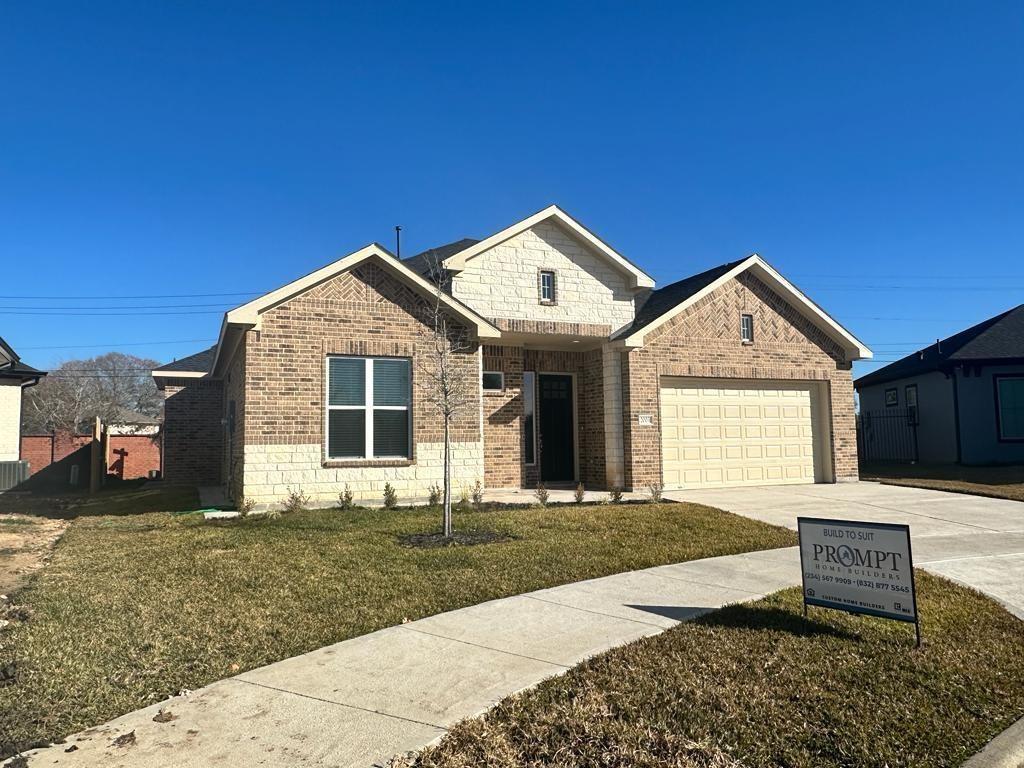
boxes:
[855,305,1024,465]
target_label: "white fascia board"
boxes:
[621,255,872,360]
[442,205,656,289]
[209,245,499,375]
[151,370,207,378]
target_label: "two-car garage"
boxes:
[659,378,832,489]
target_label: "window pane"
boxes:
[373,358,410,406]
[523,371,535,464]
[999,379,1024,439]
[328,410,366,458]
[373,409,409,457]
[329,358,365,406]
[482,371,503,391]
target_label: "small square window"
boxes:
[539,270,556,304]
[482,371,504,391]
[741,314,754,343]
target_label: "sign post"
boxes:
[797,517,920,646]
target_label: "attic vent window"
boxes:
[539,270,557,305]
[741,314,755,343]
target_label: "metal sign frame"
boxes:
[797,517,921,647]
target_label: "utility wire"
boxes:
[0,302,236,310]
[20,338,216,350]
[0,291,263,299]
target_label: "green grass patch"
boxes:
[409,573,1024,768]
[862,462,1024,503]
[0,496,794,755]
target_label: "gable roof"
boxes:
[611,254,872,361]
[855,304,1024,389]
[206,243,501,377]
[439,205,656,289]
[152,345,217,378]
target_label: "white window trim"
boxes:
[325,356,411,460]
[482,370,504,391]
[741,313,754,343]
[539,270,555,304]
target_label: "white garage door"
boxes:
[660,378,822,489]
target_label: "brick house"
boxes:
[153,206,871,506]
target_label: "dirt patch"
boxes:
[0,515,67,595]
[397,530,514,548]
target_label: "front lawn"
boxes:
[0,495,795,756]
[862,462,1024,502]
[407,573,1024,768]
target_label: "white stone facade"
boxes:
[450,221,637,331]
[0,382,22,462]
[241,440,485,507]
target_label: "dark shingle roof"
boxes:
[855,304,1024,389]
[402,238,480,281]
[153,345,217,374]
[612,259,747,340]
[0,335,46,381]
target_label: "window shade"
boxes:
[328,358,365,406]
[373,410,409,456]
[328,410,365,458]
[373,359,410,406]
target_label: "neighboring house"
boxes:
[856,305,1024,465]
[153,205,871,506]
[105,407,162,436]
[0,336,46,488]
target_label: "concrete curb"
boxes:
[963,716,1024,768]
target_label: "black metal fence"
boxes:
[857,408,919,463]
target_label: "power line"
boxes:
[20,338,216,350]
[0,291,263,299]
[0,310,226,316]
[0,302,235,310]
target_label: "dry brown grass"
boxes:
[409,574,1024,768]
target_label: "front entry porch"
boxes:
[481,340,621,491]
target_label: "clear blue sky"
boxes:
[2,1,1022,380]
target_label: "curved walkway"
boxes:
[17,549,800,767]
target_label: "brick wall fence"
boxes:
[20,432,162,488]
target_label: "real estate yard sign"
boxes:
[797,517,920,645]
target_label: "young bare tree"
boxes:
[415,254,476,538]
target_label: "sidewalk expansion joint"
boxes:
[230,677,448,731]
[399,625,571,669]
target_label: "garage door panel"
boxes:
[661,378,820,490]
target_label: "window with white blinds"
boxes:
[327,357,411,459]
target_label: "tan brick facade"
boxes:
[620,271,858,490]
[235,262,483,505]
[162,378,223,485]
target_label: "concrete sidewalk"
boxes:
[15,547,800,768]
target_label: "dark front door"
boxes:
[539,374,575,482]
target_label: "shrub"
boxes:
[608,486,624,504]
[471,480,484,509]
[282,487,310,515]
[339,484,354,511]
[383,482,398,509]
[458,485,470,510]
[574,482,586,504]
[535,483,549,507]
[647,481,664,503]
[236,497,256,517]
[427,483,442,507]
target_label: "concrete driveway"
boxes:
[668,481,1024,619]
